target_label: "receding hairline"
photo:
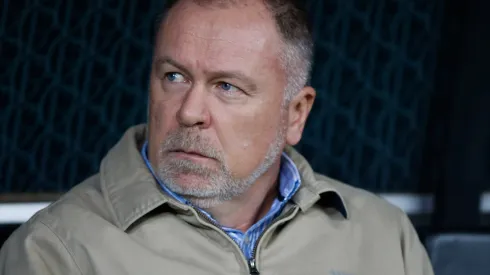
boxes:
[156,0,285,37]
[156,0,311,48]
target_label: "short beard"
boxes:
[155,122,287,209]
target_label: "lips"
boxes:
[170,149,211,159]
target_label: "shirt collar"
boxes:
[278,152,302,201]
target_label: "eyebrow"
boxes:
[154,56,258,92]
[154,57,193,79]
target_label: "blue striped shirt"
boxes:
[141,141,301,259]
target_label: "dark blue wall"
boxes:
[0,0,443,193]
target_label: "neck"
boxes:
[204,160,282,232]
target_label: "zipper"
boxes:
[191,205,299,275]
[191,207,251,272]
[247,205,299,275]
[248,258,260,275]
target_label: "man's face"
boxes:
[148,1,289,208]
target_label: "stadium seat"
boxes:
[426,233,490,275]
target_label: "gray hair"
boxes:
[155,0,314,105]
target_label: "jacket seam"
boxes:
[99,170,124,229]
[38,219,84,275]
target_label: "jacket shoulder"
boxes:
[24,173,115,234]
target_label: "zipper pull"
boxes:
[248,258,260,275]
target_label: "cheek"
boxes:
[149,75,182,133]
[236,115,276,149]
[220,107,283,174]
[149,99,180,132]
[148,93,181,161]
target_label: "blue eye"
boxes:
[220,83,232,90]
[165,72,186,83]
[218,82,239,93]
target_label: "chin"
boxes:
[166,175,216,195]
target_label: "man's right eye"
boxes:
[165,72,186,83]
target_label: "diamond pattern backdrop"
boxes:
[0,0,443,193]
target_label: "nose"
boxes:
[177,84,211,128]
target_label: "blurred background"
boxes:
[1,0,489,273]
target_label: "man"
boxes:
[0,0,434,274]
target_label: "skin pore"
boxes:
[147,0,315,232]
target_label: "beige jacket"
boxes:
[0,125,434,275]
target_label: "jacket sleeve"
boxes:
[399,212,434,275]
[0,220,82,275]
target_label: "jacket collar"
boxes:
[284,146,348,218]
[100,125,174,230]
[101,125,348,231]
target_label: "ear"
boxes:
[286,86,316,146]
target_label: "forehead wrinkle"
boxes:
[166,1,279,47]
[179,20,270,51]
[181,31,259,55]
[172,29,273,69]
